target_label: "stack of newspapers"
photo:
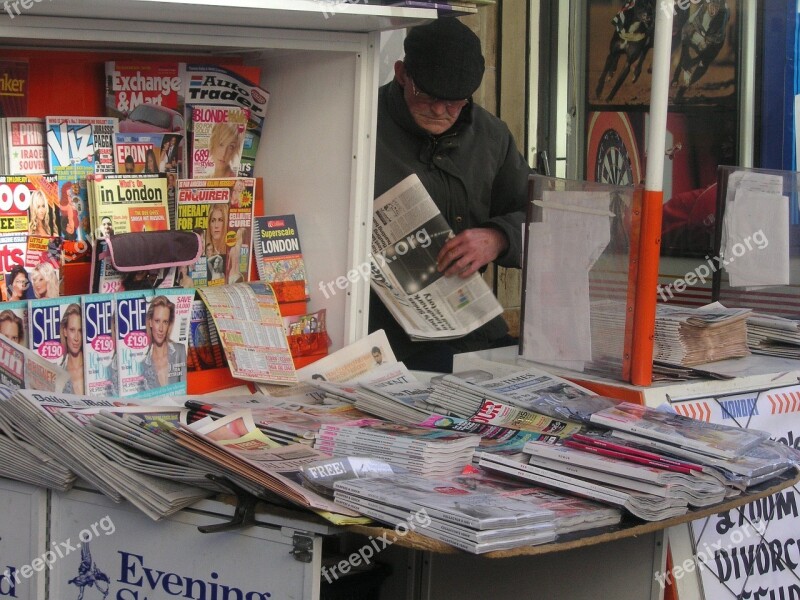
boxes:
[654,303,751,366]
[0,386,75,491]
[314,422,481,477]
[312,378,435,425]
[746,313,800,358]
[333,472,557,554]
[420,368,617,424]
[0,388,216,520]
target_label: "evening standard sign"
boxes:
[672,384,800,599]
[49,491,316,600]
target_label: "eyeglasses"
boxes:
[409,79,469,110]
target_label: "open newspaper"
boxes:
[371,174,503,340]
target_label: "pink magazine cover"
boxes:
[28,295,84,394]
[114,289,153,397]
[82,293,116,398]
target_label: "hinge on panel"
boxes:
[290,532,314,563]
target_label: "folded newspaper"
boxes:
[371,174,503,340]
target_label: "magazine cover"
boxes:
[188,105,249,179]
[45,116,118,250]
[0,300,28,348]
[0,59,28,118]
[3,117,46,174]
[114,289,153,397]
[105,61,183,118]
[0,174,60,301]
[88,173,170,238]
[176,177,255,286]
[114,132,182,174]
[253,214,310,302]
[180,63,269,178]
[82,293,116,398]
[130,289,193,399]
[28,295,84,394]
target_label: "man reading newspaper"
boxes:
[370,18,533,372]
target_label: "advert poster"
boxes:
[586,0,740,259]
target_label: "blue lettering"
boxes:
[0,566,17,597]
[117,551,143,586]
[31,305,60,347]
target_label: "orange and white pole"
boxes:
[631,0,674,386]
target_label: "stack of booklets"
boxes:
[451,468,622,534]
[333,473,557,554]
[589,402,770,460]
[653,303,752,366]
[0,385,75,491]
[522,437,728,508]
[572,428,797,491]
[314,422,481,477]
[587,402,797,489]
[479,451,690,521]
[0,388,214,520]
[746,313,800,358]
[421,367,616,424]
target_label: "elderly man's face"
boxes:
[395,61,466,136]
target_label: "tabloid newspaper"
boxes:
[371,174,503,340]
[0,332,69,392]
[176,177,255,287]
[196,282,296,384]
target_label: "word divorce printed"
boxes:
[653,520,767,589]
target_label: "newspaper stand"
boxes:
[47,486,339,600]
[0,479,47,600]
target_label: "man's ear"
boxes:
[394,60,407,85]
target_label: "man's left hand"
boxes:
[436,227,508,278]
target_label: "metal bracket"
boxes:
[290,532,314,563]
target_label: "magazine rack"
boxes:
[521,175,648,384]
[0,0,435,355]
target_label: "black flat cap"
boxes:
[404,18,485,101]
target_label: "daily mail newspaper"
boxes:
[371,174,503,340]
